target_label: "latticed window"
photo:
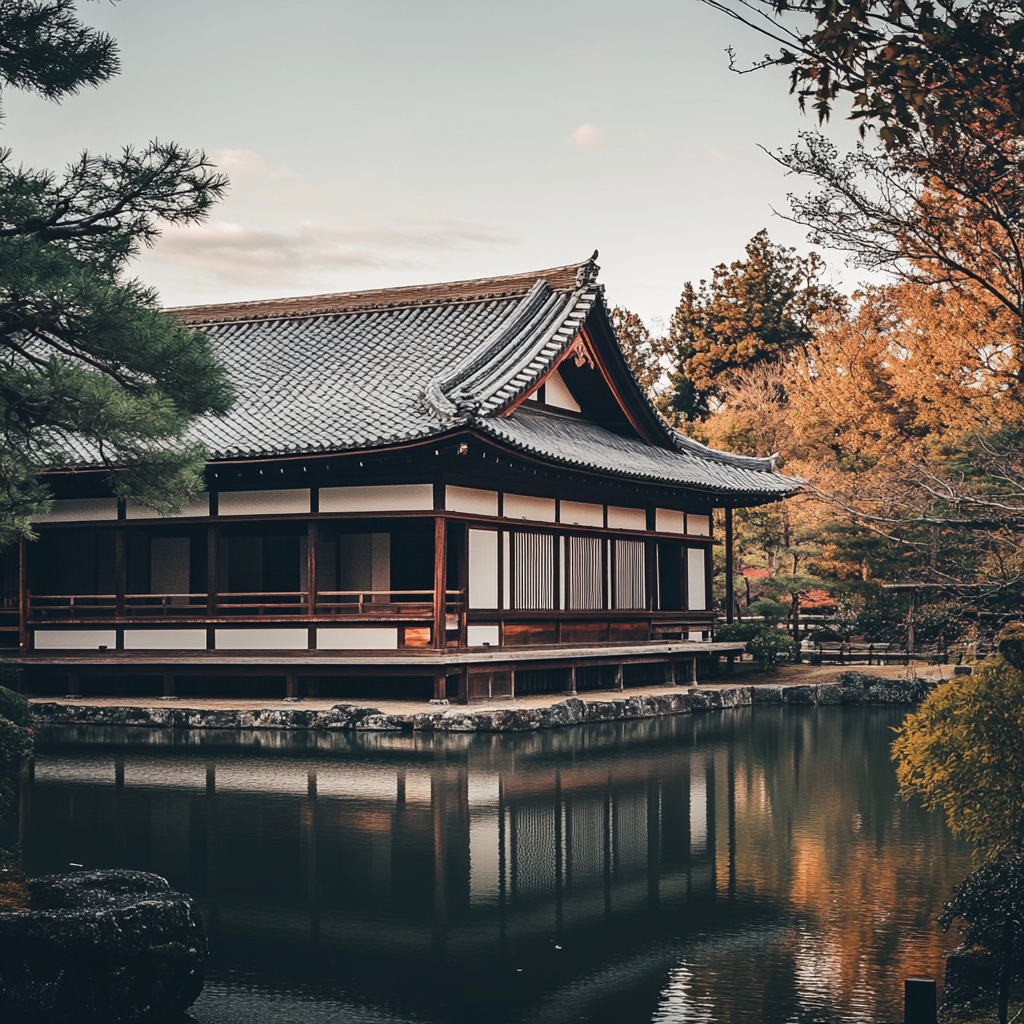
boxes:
[565,535,603,609]
[613,539,645,609]
[511,531,555,609]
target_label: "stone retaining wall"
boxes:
[30,674,936,734]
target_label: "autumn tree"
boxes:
[667,229,840,420]
[697,0,1024,148]
[610,306,668,398]
[0,0,232,547]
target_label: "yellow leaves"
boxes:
[892,658,1024,859]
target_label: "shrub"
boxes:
[892,657,1024,860]
[748,598,790,626]
[715,621,764,643]
[940,857,1024,1024]
[0,684,30,729]
[746,628,797,671]
[914,601,969,647]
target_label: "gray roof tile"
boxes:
[50,259,801,499]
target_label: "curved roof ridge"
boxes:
[168,258,594,325]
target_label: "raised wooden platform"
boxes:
[16,640,742,703]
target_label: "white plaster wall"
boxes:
[317,627,399,650]
[544,367,580,412]
[656,508,685,534]
[687,548,707,610]
[34,630,117,650]
[446,486,498,516]
[687,514,711,536]
[215,628,308,650]
[467,625,500,646]
[503,493,556,522]
[607,505,646,531]
[468,529,498,609]
[33,498,117,523]
[320,484,433,513]
[123,630,207,650]
[218,489,310,516]
[560,500,603,527]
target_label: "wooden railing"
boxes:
[27,590,464,622]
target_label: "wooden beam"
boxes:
[433,517,446,649]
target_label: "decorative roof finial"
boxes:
[575,250,600,288]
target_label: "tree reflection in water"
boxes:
[22,706,971,1023]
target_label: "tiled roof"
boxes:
[476,409,800,496]
[51,257,801,499]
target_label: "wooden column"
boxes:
[645,509,657,613]
[307,521,317,618]
[18,538,28,652]
[285,673,299,699]
[162,673,176,697]
[459,526,469,648]
[114,528,126,649]
[724,507,735,624]
[206,526,218,650]
[433,517,446,648]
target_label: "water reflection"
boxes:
[22,707,972,1023]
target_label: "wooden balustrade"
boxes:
[27,590,465,624]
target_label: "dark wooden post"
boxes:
[162,673,176,697]
[459,525,469,648]
[307,521,317,619]
[904,978,937,1024]
[724,507,734,624]
[285,673,299,699]
[18,538,28,652]
[433,516,446,648]
[114,528,126,650]
[206,526,218,650]
[645,509,657,614]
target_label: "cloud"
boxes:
[154,219,514,285]
[569,123,608,151]
[210,148,299,180]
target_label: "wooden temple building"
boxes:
[1,256,800,701]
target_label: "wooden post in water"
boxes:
[904,978,937,1024]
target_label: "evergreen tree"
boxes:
[667,230,839,420]
[0,0,232,547]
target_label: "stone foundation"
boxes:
[29,673,936,734]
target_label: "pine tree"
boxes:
[0,1,232,547]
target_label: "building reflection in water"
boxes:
[22,707,972,1024]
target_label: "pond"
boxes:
[20,706,972,1023]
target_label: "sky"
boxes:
[4,0,866,326]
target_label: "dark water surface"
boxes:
[22,706,972,1024]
